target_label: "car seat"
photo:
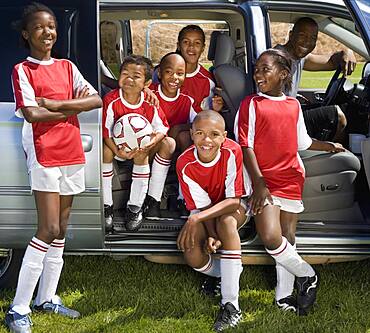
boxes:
[210,33,253,139]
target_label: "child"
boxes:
[6,3,102,332]
[151,52,196,152]
[176,111,246,332]
[235,48,345,315]
[176,25,223,114]
[102,55,175,230]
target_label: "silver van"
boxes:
[0,0,369,288]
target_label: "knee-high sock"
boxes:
[193,255,221,278]
[148,154,171,202]
[11,237,50,315]
[128,164,150,208]
[102,163,114,206]
[275,243,296,300]
[220,250,242,310]
[266,237,315,278]
[34,239,65,306]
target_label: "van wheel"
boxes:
[0,249,23,289]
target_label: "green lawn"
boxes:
[1,256,370,332]
[300,62,365,89]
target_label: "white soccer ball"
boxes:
[113,113,153,152]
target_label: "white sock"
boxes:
[103,163,113,206]
[128,164,150,208]
[275,243,296,300]
[34,239,65,306]
[148,154,171,202]
[11,237,50,315]
[266,237,315,278]
[193,255,221,278]
[220,250,242,310]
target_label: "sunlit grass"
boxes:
[1,257,370,332]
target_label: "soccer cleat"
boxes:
[177,199,189,218]
[200,276,221,297]
[296,272,320,315]
[125,205,144,231]
[32,301,80,319]
[275,294,297,312]
[213,302,242,332]
[104,204,114,232]
[143,195,161,218]
[5,310,32,333]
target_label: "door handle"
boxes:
[81,134,93,152]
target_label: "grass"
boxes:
[300,62,365,89]
[1,256,370,332]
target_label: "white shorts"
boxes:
[29,164,85,195]
[264,195,304,214]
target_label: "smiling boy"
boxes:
[176,110,247,332]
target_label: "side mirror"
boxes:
[362,61,370,79]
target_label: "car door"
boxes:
[0,0,102,250]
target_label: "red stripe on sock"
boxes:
[154,154,171,165]
[221,256,242,260]
[270,242,288,256]
[103,171,114,177]
[30,241,48,253]
[132,172,150,178]
[51,243,65,248]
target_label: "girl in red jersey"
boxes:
[235,48,344,315]
[176,25,223,113]
[151,52,197,151]
[6,3,102,332]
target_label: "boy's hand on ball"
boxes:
[116,147,138,160]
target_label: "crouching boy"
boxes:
[176,110,247,332]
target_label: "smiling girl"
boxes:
[235,48,344,315]
[6,3,102,332]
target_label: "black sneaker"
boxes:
[200,276,221,297]
[143,195,161,218]
[104,204,114,232]
[125,205,144,231]
[213,302,242,332]
[177,199,189,218]
[4,310,32,333]
[275,294,297,312]
[296,272,320,315]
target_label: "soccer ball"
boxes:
[113,113,153,152]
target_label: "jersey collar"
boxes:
[257,91,286,101]
[158,84,180,102]
[186,64,201,78]
[119,90,144,108]
[194,148,221,167]
[26,56,54,65]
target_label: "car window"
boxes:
[101,19,229,77]
[270,21,365,89]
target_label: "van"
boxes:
[0,0,369,288]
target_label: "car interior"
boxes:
[97,3,370,255]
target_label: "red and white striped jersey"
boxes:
[11,56,97,168]
[150,83,197,127]
[102,88,169,138]
[235,92,312,200]
[181,64,215,112]
[176,138,245,211]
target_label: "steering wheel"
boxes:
[322,67,346,106]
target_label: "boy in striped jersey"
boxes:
[176,111,247,332]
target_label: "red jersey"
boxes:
[102,89,169,138]
[181,64,215,112]
[176,138,245,211]
[235,92,312,200]
[150,83,197,127]
[11,56,97,168]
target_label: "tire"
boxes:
[0,249,24,289]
